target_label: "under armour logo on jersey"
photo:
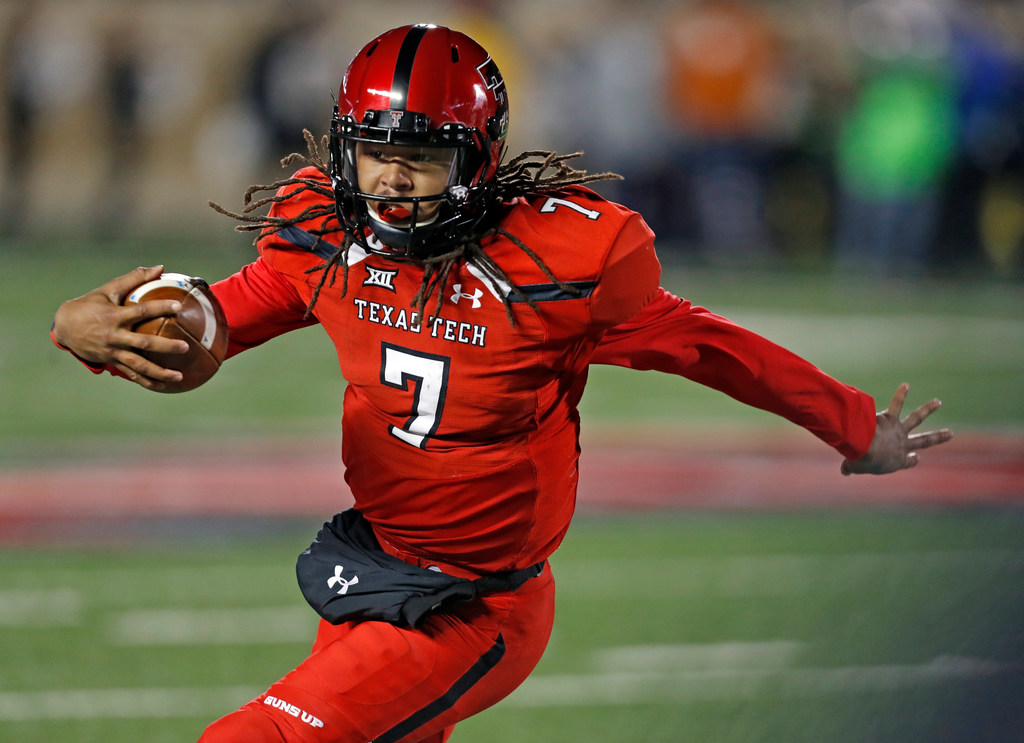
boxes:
[450,284,483,308]
[327,565,359,595]
[363,265,398,292]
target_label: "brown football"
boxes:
[123,273,229,393]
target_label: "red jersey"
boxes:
[214,168,660,573]
[209,167,875,574]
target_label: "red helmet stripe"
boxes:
[390,25,429,111]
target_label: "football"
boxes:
[123,273,229,393]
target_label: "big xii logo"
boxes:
[363,265,399,292]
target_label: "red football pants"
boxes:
[197,565,555,743]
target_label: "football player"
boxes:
[52,24,952,743]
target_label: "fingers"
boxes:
[102,265,165,305]
[124,297,184,325]
[901,397,942,431]
[125,330,190,356]
[885,383,910,417]
[81,283,187,371]
[111,350,184,391]
[119,369,174,391]
[843,386,952,476]
[907,428,954,451]
[57,267,192,391]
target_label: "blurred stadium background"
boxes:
[2,0,1023,274]
[1,1,1024,742]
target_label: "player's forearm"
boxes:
[592,290,876,459]
[210,258,318,359]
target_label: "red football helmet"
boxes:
[329,24,510,259]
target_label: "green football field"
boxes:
[2,238,1023,742]
[2,514,1023,743]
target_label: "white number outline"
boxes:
[380,343,450,449]
[539,196,602,220]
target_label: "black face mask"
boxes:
[329,110,498,260]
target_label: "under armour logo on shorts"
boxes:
[327,565,360,595]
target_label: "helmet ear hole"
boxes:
[451,45,459,63]
[486,116,503,142]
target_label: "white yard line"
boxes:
[505,654,1019,707]
[712,310,1024,371]
[593,641,803,672]
[551,550,1024,599]
[0,686,260,721]
[3,550,1018,632]
[0,588,82,626]
[1,652,1016,721]
[107,606,316,645]
[83,565,293,604]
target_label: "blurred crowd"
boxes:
[2,0,1023,278]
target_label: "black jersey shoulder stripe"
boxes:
[273,226,595,301]
[507,280,598,303]
[276,225,337,260]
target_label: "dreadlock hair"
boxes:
[209,129,622,327]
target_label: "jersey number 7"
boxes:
[380,343,451,449]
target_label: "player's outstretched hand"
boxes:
[841,383,953,475]
[52,265,189,390]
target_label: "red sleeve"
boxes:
[588,213,662,331]
[591,288,876,459]
[212,256,318,360]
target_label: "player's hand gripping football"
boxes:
[52,265,188,391]
[841,383,953,475]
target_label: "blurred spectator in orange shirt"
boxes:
[660,0,794,262]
